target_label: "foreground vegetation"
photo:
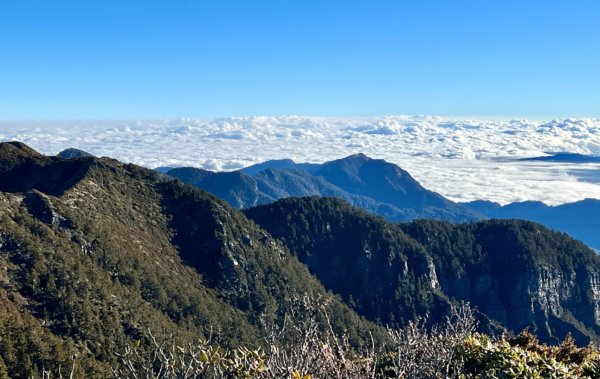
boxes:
[110,301,600,378]
[4,299,600,378]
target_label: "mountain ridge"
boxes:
[245,196,600,344]
[521,152,600,163]
[463,198,600,250]
[0,142,383,377]
[166,154,482,222]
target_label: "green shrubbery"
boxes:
[458,331,600,379]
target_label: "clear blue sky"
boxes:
[1,0,599,119]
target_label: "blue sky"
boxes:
[1,1,599,119]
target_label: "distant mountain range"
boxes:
[166,154,482,222]
[462,199,600,252]
[163,154,600,251]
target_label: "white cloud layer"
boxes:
[1,116,599,205]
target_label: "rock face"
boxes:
[400,219,600,344]
[589,271,600,325]
[22,190,61,225]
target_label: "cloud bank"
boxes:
[1,116,599,205]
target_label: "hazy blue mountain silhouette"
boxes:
[167,154,482,222]
[313,154,451,209]
[241,159,320,175]
[464,199,600,251]
[521,152,600,163]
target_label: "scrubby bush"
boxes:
[108,299,600,379]
[111,294,379,379]
[110,299,482,378]
[458,331,600,379]
[111,332,268,378]
[383,302,478,378]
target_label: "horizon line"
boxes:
[1,114,598,123]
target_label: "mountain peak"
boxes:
[347,152,370,160]
[0,141,45,158]
[0,141,47,172]
[333,153,372,165]
[241,159,298,176]
[318,154,421,199]
[57,148,93,159]
[0,143,97,196]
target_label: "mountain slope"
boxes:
[0,142,383,377]
[244,197,445,327]
[240,159,319,175]
[168,168,273,208]
[245,196,600,345]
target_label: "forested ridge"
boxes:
[245,197,600,345]
[0,142,380,377]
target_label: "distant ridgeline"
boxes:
[520,152,600,163]
[165,154,483,222]
[1,142,600,376]
[163,153,600,251]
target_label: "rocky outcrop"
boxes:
[23,190,60,225]
[400,219,600,344]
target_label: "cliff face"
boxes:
[588,271,600,326]
[401,219,600,344]
[526,266,600,339]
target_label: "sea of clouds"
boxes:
[1,116,599,205]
